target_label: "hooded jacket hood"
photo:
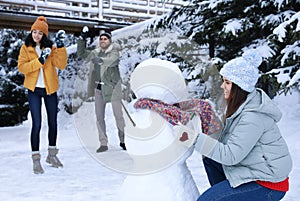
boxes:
[233,88,282,123]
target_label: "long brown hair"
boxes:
[226,83,249,118]
[25,33,53,48]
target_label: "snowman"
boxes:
[119,58,202,201]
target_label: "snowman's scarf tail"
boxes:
[134,98,222,135]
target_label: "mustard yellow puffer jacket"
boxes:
[18,44,68,94]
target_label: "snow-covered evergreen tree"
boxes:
[0,29,29,126]
[157,0,300,96]
[114,22,211,99]
[1,0,298,126]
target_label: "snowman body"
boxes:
[119,58,201,201]
[120,109,201,201]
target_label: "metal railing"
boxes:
[0,0,185,23]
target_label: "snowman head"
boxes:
[130,58,188,104]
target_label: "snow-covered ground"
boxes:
[0,90,299,201]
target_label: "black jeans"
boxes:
[28,88,58,151]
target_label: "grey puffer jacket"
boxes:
[77,39,122,103]
[196,88,292,188]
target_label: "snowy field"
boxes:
[0,90,299,201]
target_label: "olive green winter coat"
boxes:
[77,39,122,103]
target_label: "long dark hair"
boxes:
[225,83,249,118]
[24,32,53,48]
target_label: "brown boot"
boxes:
[46,147,63,168]
[32,153,44,174]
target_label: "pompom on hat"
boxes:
[31,16,48,36]
[220,49,262,92]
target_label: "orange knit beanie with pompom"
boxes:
[31,16,48,36]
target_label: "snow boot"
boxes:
[46,147,63,168]
[120,143,126,150]
[32,153,44,174]
[96,145,108,153]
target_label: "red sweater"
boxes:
[256,177,289,192]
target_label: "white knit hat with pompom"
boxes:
[220,49,262,92]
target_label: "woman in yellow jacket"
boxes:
[18,16,68,174]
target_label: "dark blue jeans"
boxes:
[28,88,58,152]
[198,157,286,201]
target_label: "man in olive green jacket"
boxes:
[77,28,126,152]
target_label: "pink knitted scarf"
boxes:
[134,98,222,135]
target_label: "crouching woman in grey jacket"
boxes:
[189,49,292,200]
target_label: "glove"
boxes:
[173,123,199,148]
[55,30,65,48]
[39,47,51,64]
[79,26,89,40]
[91,57,103,64]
